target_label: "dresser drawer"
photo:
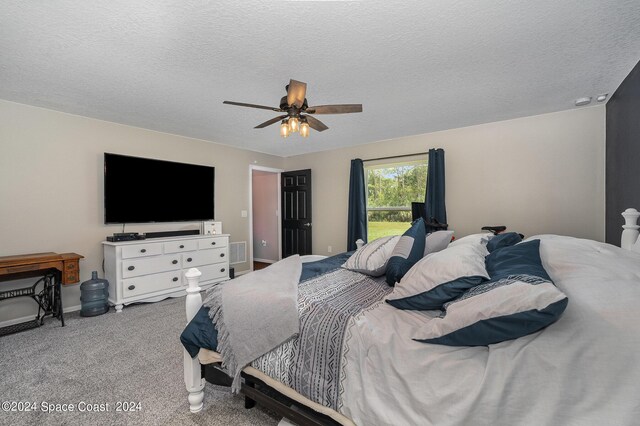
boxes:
[122,255,181,278]
[121,243,163,259]
[122,271,182,298]
[164,240,198,254]
[198,263,230,282]
[182,247,227,268]
[198,237,228,250]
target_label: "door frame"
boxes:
[249,165,284,271]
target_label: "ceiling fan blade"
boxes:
[287,80,307,108]
[254,115,288,129]
[305,104,363,114]
[304,115,329,132]
[223,101,281,112]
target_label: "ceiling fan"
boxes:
[223,79,362,138]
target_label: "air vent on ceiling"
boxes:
[229,242,247,265]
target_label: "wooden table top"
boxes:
[0,252,84,284]
[0,252,83,268]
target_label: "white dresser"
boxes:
[103,234,230,312]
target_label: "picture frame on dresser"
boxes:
[103,234,230,312]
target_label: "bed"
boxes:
[181,208,640,426]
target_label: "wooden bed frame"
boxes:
[183,209,640,424]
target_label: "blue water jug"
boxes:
[80,271,109,317]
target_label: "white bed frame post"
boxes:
[184,268,205,413]
[621,208,640,250]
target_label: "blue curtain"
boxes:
[347,159,367,250]
[425,148,447,232]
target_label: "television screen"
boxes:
[104,153,214,224]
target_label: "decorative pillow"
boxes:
[449,233,494,248]
[386,242,489,310]
[385,219,426,286]
[424,230,455,256]
[485,239,550,281]
[486,232,523,253]
[342,235,400,276]
[413,274,568,346]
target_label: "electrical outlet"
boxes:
[241,210,247,218]
[261,240,267,246]
[327,246,332,253]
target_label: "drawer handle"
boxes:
[221,268,226,273]
[172,277,178,282]
[211,241,216,245]
[187,257,193,262]
[179,244,185,249]
[128,266,135,271]
[128,285,135,290]
[220,253,225,258]
[172,260,178,265]
[140,248,146,253]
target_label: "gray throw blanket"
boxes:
[203,255,301,391]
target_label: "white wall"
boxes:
[0,100,283,323]
[0,101,605,324]
[283,106,605,255]
[252,171,279,262]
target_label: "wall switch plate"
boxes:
[327,246,332,253]
[241,210,248,218]
[202,221,222,235]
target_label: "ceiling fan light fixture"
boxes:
[289,116,300,133]
[300,121,310,138]
[280,120,290,138]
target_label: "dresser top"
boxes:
[102,234,229,246]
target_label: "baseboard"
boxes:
[253,258,277,264]
[0,304,81,328]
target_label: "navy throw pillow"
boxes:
[486,232,523,253]
[485,239,551,282]
[385,219,426,286]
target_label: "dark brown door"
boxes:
[281,169,312,257]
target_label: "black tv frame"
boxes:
[103,152,215,225]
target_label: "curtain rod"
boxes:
[362,152,427,163]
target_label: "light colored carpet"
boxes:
[0,297,280,426]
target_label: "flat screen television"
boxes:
[104,153,214,224]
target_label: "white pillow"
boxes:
[386,242,489,310]
[424,230,455,256]
[449,232,494,247]
[413,275,568,346]
[342,236,400,276]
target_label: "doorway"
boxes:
[249,165,283,271]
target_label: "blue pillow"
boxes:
[486,232,523,253]
[485,239,551,282]
[385,219,426,286]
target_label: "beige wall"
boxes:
[0,100,283,323]
[284,106,605,256]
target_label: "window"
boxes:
[365,157,428,241]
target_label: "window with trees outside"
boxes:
[365,157,428,241]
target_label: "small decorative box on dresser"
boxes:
[103,234,229,312]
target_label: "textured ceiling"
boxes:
[1,1,639,157]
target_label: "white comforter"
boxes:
[340,235,640,426]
